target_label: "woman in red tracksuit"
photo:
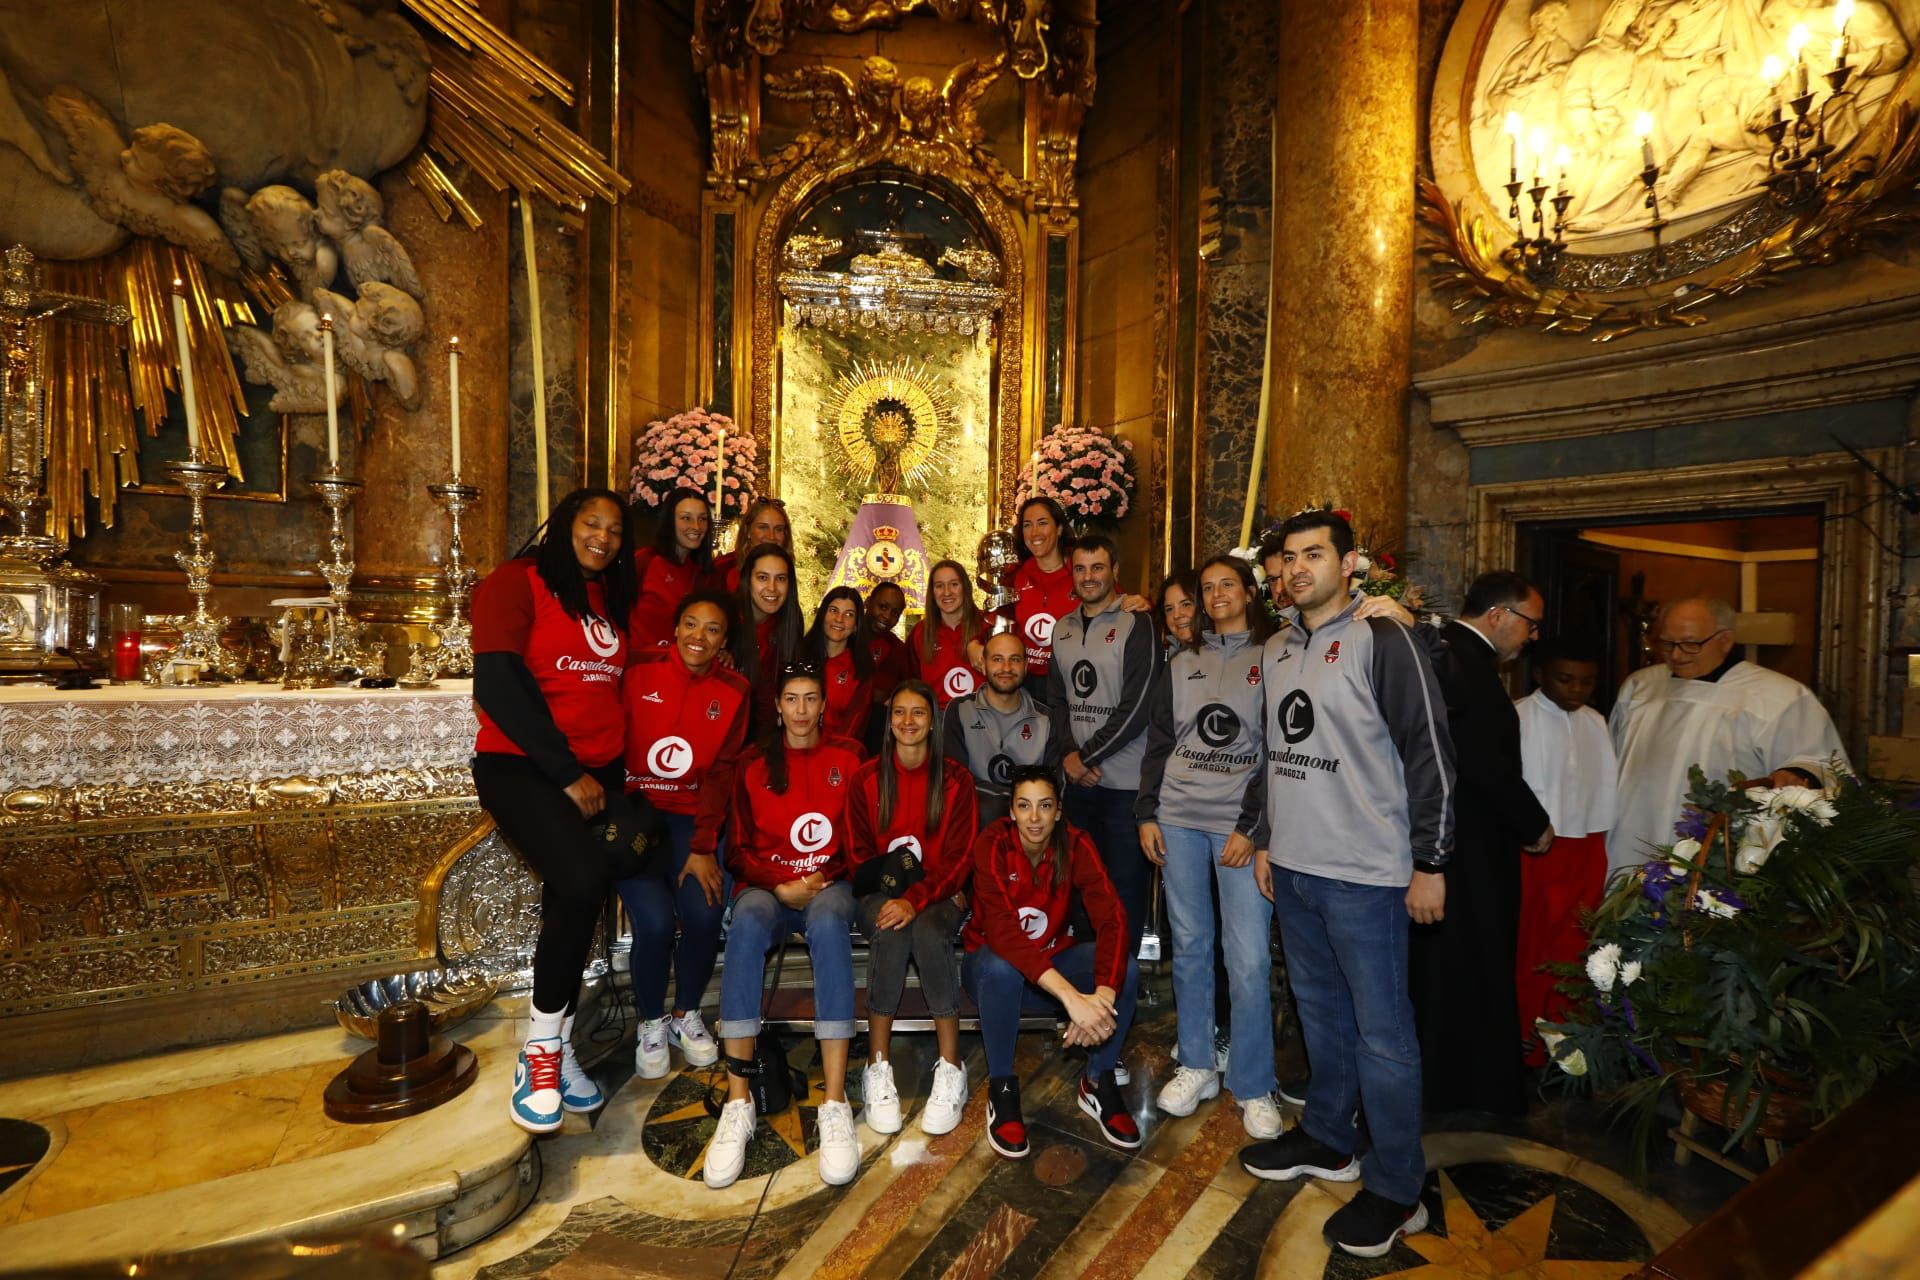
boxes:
[729,541,805,737]
[1006,496,1149,703]
[700,664,864,1192]
[910,559,989,709]
[618,588,747,1080]
[628,486,713,651]
[469,487,636,1134]
[963,765,1142,1158]
[806,585,875,745]
[845,679,979,1139]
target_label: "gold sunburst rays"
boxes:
[822,357,954,493]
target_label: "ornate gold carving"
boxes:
[73,780,254,820]
[938,245,1002,282]
[201,911,412,976]
[253,776,336,809]
[728,1,1053,78]
[784,234,844,269]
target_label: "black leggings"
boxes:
[471,753,624,1015]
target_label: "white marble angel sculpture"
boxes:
[227,300,340,414]
[220,185,340,300]
[314,170,423,297]
[43,88,242,276]
[313,282,425,409]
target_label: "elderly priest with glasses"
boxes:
[1608,597,1850,874]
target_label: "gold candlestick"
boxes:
[427,480,479,677]
[310,469,365,675]
[162,456,240,678]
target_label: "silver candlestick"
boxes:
[163,456,240,677]
[428,480,479,676]
[310,469,365,675]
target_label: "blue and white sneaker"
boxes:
[670,1010,720,1068]
[510,1037,564,1133]
[559,1038,603,1113]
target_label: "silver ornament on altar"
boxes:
[976,528,1020,614]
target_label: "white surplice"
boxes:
[1514,689,1618,841]
[1607,661,1851,872]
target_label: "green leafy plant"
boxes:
[1542,766,1920,1163]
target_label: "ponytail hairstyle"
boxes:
[653,486,715,570]
[731,542,804,686]
[1192,553,1271,649]
[918,559,985,667]
[1006,763,1070,879]
[515,487,636,626]
[876,679,945,834]
[805,585,875,679]
[1014,495,1073,563]
[762,662,823,795]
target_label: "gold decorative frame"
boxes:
[1422,0,1920,342]
[1468,448,1897,752]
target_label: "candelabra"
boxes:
[427,480,479,677]
[162,456,242,678]
[1505,169,1572,283]
[1639,160,1670,265]
[310,469,365,675]
[1763,56,1855,208]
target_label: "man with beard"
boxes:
[945,630,1055,825]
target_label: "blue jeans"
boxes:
[615,812,727,1021]
[1161,824,1275,1099]
[717,882,856,1040]
[1270,866,1426,1205]
[1066,784,1150,962]
[963,942,1139,1080]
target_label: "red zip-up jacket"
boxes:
[627,548,703,652]
[1011,558,1075,678]
[910,617,989,707]
[822,646,872,745]
[623,649,750,822]
[868,626,914,705]
[717,736,864,894]
[844,754,979,911]
[963,818,1128,990]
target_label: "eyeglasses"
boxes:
[1504,603,1543,636]
[1655,628,1730,657]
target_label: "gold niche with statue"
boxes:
[1422,0,1920,340]
[693,0,1095,569]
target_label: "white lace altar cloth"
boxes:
[0,681,479,789]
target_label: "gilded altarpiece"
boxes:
[691,1,1096,542]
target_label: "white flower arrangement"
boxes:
[627,408,759,520]
[1013,423,1136,524]
[1585,942,1622,993]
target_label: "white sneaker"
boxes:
[558,1038,603,1112]
[817,1098,860,1186]
[636,1016,671,1079]
[1240,1092,1284,1139]
[703,1097,755,1189]
[922,1058,968,1136]
[1155,1065,1220,1117]
[863,1059,901,1134]
[670,1010,719,1067]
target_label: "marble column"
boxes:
[1267,0,1417,535]
[353,175,511,622]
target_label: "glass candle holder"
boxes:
[110,602,144,683]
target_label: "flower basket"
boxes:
[1013,424,1136,528]
[627,409,759,521]
[1671,1065,1814,1142]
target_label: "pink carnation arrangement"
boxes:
[1012,423,1137,524]
[627,409,759,520]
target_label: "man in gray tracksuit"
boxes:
[945,630,1055,825]
[1046,534,1160,960]
[1239,510,1455,1261]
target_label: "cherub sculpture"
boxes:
[315,170,423,297]
[226,299,340,414]
[44,88,242,277]
[313,282,425,409]
[221,185,339,300]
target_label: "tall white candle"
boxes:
[321,315,339,469]
[448,337,462,480]
[170,280,201,457]
[713,424,726,513]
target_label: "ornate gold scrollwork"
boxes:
[1418,106,1920,341]
[725,0,1053,78]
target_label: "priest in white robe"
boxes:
[1609,598,1850,873]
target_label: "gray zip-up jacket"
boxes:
[1261,594,1456,887]
[1046,597,1160,791]
[1135,629,1267,839]
[943,688,1054,824]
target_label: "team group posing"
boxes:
[470,483,1460,1260]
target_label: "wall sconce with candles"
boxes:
[1761,3,1861,207]
[1501,113,1574,283]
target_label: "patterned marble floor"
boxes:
[430,988,1737,1280]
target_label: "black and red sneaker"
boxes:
[987,1076,1030,1159]
[1078,1072,1142,1149]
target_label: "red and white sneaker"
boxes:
[1078,1072,1142,1150]
[987,1076,1030,1159]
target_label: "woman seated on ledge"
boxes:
[963,765,1143,1159]
[702,663,864,1192]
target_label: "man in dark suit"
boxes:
[1412,571,1553,1115]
